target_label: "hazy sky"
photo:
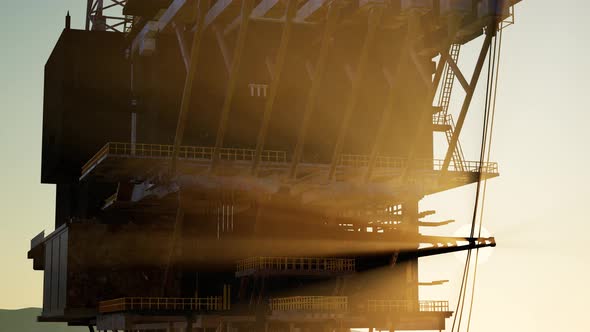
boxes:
[0,1,588,331]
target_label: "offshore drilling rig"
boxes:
[28,0,522,331]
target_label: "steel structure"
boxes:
[86,0,134,32]
[29,0,523,331]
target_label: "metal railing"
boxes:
[432,159,498,173]
[367,300,450,313]
[237,257,355,274]
[98,297,224,313]
[82,143,499,178]
[499,5,516,30]
[339,154,498,174]
[432,114,452,127]
[82,142,288,175]
[269,296,348,312]
[339,154,406,169]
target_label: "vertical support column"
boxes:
[251,0,297,174]
[365,50,409,183]
[162,203,185,296]
[403,197,420,310]
[398,46,447,183]
[173,22,191,72]
[398,9,450,184]
[85,0,93,30]
[211,0,256,168]
[131,113,137,155]
[223,284,232,310]
[130,61,137,155]
[187,315,194,332]
[327,7,383,181]
[289,4,340,179]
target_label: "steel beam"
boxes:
[162,205,185,296]
[296,0,330,22]
[397,44,450,183]
[213,24,232,74]
[132,0,195,55]
[211,0,255,167]
[441,51,469,92]
[364,67,397,183]
[417,219,455,227]
[173,22,190,72]
[86,0,92,30]
[204,0,235,29]
[265,56,275,79]
[158,0,191,29]
[415,237,496,258]
[170,2,208,175]
[409,49,433,89]
[441,33,493,173]
[327,7,383,181]
[252,0,281,18]
[224,0,290,36]
[223,15,242,35]
[251,0,297,174]
[288,4,340,179]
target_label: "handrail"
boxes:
[237,256,355,273]
[81,142,288,176]
[432,114,452,126]
[367,300,450,313]
[339,154,498,174]
[98,296,224,313]
[82,142,499,177]
[100,142,287,162]
[269,296,348,312]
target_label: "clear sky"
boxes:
[0,0,588,331]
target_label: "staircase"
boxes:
[444,116,466,172]
[435,44,466,172]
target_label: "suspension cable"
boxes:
[465,27,504,332]
[458,33,496,332]
[452,26,499,332]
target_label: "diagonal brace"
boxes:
[288,4,340,180]
[211,0,255,168]
[440,33,493,174]
[251,0,297,174]
[327,7,384,181]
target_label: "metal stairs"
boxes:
[435,44,466,172]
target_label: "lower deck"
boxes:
[94,297,452,331]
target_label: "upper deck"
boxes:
[81,142,498,207]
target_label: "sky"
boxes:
[0,0,589,331]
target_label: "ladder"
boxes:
[445,115,466,172]
[436,44,466,172]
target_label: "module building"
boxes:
[28,0,521,331]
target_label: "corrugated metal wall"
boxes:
[42,227,68,317]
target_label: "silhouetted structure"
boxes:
[28,0,522,331]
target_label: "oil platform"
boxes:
[28,0,522,331]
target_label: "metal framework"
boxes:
[85,0,133,32]
[99,297,225,313]
[269,296,348,312]
[30,1,524,331]
[367,300,450,313]
[236,256,356,274]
